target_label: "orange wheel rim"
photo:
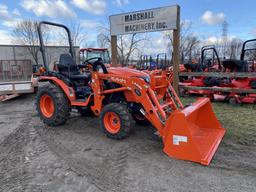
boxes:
[103,112,121,134]
[40,94,54,118]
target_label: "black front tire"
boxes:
[100,103,134,140]
[36,83,70,126]
[78,107,93,116]
[229,97,240,106]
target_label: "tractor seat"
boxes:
[184,63,205,72]
[222,59,248,72]
[58,54,90,81]
[70,73,91,81]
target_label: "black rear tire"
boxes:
[250,80,256,89]
[229,97,240,106]
[209,94,214,102]
[132,112,150,126]
[36,83,70,126]
[179,88,186,97]
[100,103,134,140]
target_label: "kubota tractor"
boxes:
[36,21,225,165]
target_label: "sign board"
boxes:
[110,5,178,35]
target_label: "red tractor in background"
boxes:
[80,48,111,66]
[80,47,137,68]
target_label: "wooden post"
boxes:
[111,35,118,67]
[172,5,180,94]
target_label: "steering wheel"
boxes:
[83,57,108,74]
[83,57,99,65]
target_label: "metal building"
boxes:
[0,44,79,82]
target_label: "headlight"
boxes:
[140,76,150,83]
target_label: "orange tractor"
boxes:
[36,21,225,165]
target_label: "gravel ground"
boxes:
[0,94,255,192]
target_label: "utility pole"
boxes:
[221,21,229,58]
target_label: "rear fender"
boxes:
[39,76,76,101]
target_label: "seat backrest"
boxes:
[222,59,248,72]
[58,54,79,75]
[184,63,204,72]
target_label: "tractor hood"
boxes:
[107,67,149,78]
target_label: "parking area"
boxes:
[0,94,255,192]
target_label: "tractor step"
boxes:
[74,99,87,102]
[71,97,91,107]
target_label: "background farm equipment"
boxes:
[179,45,222,96]
[137,55,155,70]
[179,39,256,104]
[214,39,256,104]
[36,21,225,165]
[184,45,222,73]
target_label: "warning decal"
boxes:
[173,135,188,145]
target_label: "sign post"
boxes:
[110,5,180,92]
[111,35,118,66]
[172,6,180,93]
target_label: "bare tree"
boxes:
[163,21,200,63]
[67,21,87,46]
[227,38,243,59]
[117,34,147,65]
[98,26,147,66]
[183,36,200,62]
[97,26,111,48]
[12,20,42,65]
[58,20,87,47]
[97,33,107,48]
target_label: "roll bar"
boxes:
[240,39,256,60]
[156,53,167,69]
[201,45,221,70]
[37,21,75,72]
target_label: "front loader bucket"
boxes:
[163,98,225,165]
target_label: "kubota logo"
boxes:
[132,81,142,90]
[111,77,126,84]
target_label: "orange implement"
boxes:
[163,98,225,165]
